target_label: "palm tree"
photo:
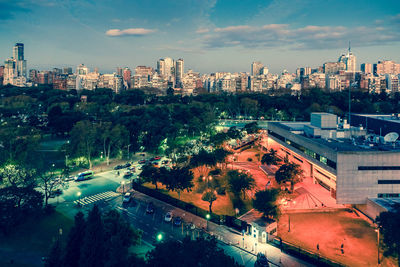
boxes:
[275,162,303,192]
[261,148,281,166]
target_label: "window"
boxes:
[378,193,400,198]
[359,166,400,171]
[378,180,400,184]
[316,170,331,180]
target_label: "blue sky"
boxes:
[1,0,399,74]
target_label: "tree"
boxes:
[100,123,129,165]
[140,164,161,190]
[253,189,279,218]
[261,148,281,166]
[63,212,86,267]
[227,170,255,199]
[376,204,400,259]
[212,148,232,169]
[190,149,217,177]
[69,120,99,169]
[80,205,105,267]
[202,189,218,214]
[145,236,242,267]
[37,170,65,207]
[275,162,303,192]
[163,167,194,199]
[243,121,260,134]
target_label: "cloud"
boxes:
[0,1,29,21]
[202,23,400,50]
[105,28,156,37]
[196,28,209,34]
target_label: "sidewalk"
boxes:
[130,186,312,267]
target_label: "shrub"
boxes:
[247,157,253,162]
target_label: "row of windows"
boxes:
[316,169,332,180]
[359,166,400,171]
[378,180,400,184]
[268,130,337,170]
[378,193,400,198]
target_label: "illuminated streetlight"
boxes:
[375,227,380,264]
[121,181,125,194]
[156,233,163,242]
[77,192,82,207]
[206,214,211,231]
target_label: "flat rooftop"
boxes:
[369,198,400,212]
[270,121,400,152]
[354,114,400,124]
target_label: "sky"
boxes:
[1,0,400,74]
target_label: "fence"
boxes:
[270,238,345,267]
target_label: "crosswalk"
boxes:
[74,191,120,206]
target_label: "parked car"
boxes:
[138,159,146,164]
[154,156,161,160]
[128,166,136,172]
[123,163,131,168]
[173,216,182,226]
[146,202,155,213]
[123,192,132,203]
[114,165,124,170]
[164,212,173,222]
[162,160,169,165]
[123,171,133,178]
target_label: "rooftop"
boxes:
[369,198,400,212]
[354,114,400,124]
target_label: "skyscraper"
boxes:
[13,43,24,61]
[361,63,372,74]
[175,58,184,87]
[251,61,263,76]
[338,43,356,73]
[3,43,27,85]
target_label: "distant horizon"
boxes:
[1,0,399,74]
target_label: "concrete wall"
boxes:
[336,151,400,204]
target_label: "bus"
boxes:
[75,170,94,181]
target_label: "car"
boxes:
[114,165,124,170]
[164,212,173,222]
[138,159,146,164]
[173,216,182,226]
[162,160,169,165]
[149,157,156,162]
[154,156,161,160]
[153,161,159,166]
[123,171,133,178]
[187,222,196,230]
[123,163,131,168]
[140,153,145,157]
[123,192,132,203]
[146,202,155,213]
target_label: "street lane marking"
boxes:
[74,191,119,206]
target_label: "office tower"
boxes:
[360,63,372,74]
[323,62,346,74]
[374,60,400,75]
[116,67,123,76]
[163,57,174,78]
[261,67,269,75]
[76,64,89,75]
[123,67,132,88]
[251,61,263,76]
[13,43,24,60]
[338,43,356,73]
[3,59,15,85]
[157,59,165,76]
[175,58,184,87]
[63,67,73,74]
[11,43,27,78]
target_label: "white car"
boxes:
[123,192,132,203]
[164,212,173,222]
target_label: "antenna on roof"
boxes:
[348,41,351,53]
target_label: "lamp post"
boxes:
[288,215,291,232]
[375,227,380,264]
[206,214,210,231]
[77,192,81,207]
[127,144,131,160]
[121,181,125,194]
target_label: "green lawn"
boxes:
[0,211,73,253]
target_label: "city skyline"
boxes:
[1,0,400,73]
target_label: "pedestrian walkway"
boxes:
[74,191,120,206]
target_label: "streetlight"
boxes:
[288,215,291,232]
[127,144,132,160]
[375,227,380,264]
[77,192,82,207]
[121,181,125,194]
[206,214,211,231]
[156,233,163,242]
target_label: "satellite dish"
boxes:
[384,132,399,143]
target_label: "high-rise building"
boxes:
[338,44,356,73]
[123,67,132,88]
[374,60,400,75]
[323,62,346,74]
[76,64,89,75]
[251,61,263,76]
[63,67,73,74]
[3,59,15,85]
[175,59,184,87]
[361,63,372,74]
